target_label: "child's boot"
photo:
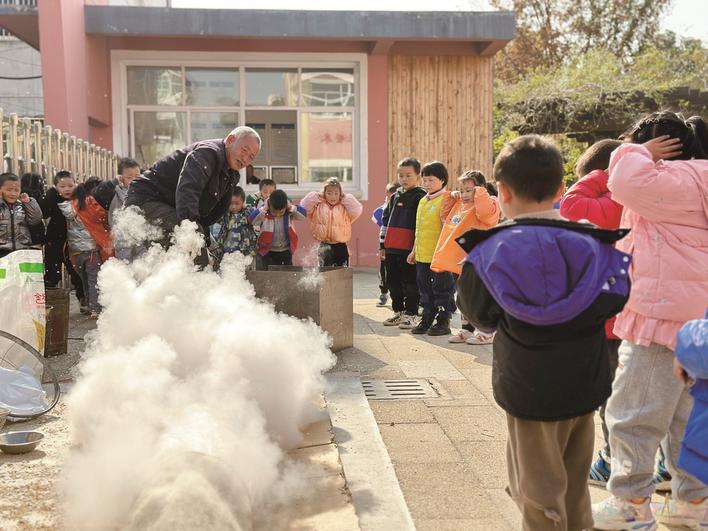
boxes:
[411,314,434,334]
[427,311,451,336]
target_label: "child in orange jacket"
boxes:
[300,177,363,266]
[431,170,499,344]
[59,178,114,317]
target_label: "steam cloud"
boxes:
[62,221,336,530]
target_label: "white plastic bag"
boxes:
[0,249,46,379]
[0,366,48,416]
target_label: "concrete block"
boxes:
[393,462,496,520]
[416,518,514,531]
[286,444,343,480]
[369,400,436,424]
[398,360,466,381]
[458,440,509,489]
[246,266,353,351]
[434,380,489,405]
[377,423,461,464]
[432,406,507,442]
[299,418,334,448]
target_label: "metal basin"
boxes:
[0,431,44,454]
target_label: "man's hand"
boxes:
[644,135,683,162]
[406,251,415,265]
[673,356,693,385]
[379,249,386,261]
[19,193,30,203]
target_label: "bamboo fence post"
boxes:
[8,114,19,174]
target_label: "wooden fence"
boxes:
[389,55,494,186]
[0,109,119,184]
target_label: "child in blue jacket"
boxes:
[675,312,708,483]
[658,312,708,525]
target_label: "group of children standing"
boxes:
[209,176,363,271]
[0,159,140,318]
[452,110,708,531]
[375,157,501,343]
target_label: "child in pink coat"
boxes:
[593,112,708,530]
[300,177,363,267]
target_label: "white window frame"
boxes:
[111,50,368,199]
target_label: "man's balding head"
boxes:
[224,126,261,171]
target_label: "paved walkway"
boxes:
[332,270,674,531]
[2,270,676,530]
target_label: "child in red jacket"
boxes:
[561,139,625,486]
[561,138,674,490]
[561,139,623,230]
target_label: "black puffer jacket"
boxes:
[39,187,70,246]
[456,219,632,421]
[127,139,239,228]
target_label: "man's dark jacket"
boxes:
[456,218,631,422]
[127,139,239,228]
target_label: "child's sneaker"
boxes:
[465,330,495,345]
[449,329,475,343]
[656,497,708,530]
[589,452,612,487]
[398,314,419,329]
[79,299,91,315]
[376,293,388,307]
[652,451,672,491]
[592,495,656,530]
[383,312,403,326]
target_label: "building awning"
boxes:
[0,2,39,50]
[85,6,515,56]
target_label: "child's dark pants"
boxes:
[384,252,418,315]
[319,242,349,267]
[415,262,456,319]
[379,259,387,294]
[261,250,292,270]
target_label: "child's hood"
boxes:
[458,219,631,326]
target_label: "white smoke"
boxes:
[112,205,164,249]
[62,221,336,530]
[297,244,323,290]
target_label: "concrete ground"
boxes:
[333,269,678,531]
[1,270,680,530]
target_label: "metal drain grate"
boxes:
[361,378,439,400]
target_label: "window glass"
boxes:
[245,68,298,107]
[300,112,353,183]
[133,111,187,167]
[301,68,355,107]
[190,112,239,143]
[185,68,239,106]
[127,66,182,105]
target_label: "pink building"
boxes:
[0,1,514,266]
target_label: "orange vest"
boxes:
[430,189,499,275]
